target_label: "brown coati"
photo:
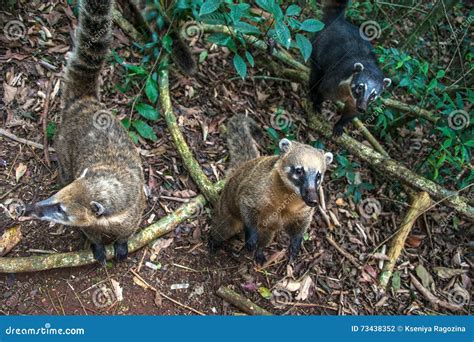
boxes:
[22,0,145,265]
[117,0,196,75]
[210,115,333,264]
[309,0,391,136]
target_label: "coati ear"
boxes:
[324,152,333,165]
[383,78,392,88]
[90,201,106,216]
[353,62,364,73]
[279,138,292,154]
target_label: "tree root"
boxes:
[158,56,220,204]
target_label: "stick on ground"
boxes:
[217,285,272,316]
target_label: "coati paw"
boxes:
[208,238,222,254]
[91,243,107,266]
[114,241,128,262]
[255,249,267,265]
[245,236,257,252]
[332,125,344,137]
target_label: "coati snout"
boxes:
[278,139,333,207]
[350,63,391,113]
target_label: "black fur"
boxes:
[91,242,107,266]
[309,0,389,136]
[114,241,129,262]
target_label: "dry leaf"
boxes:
[133,276,150,290]
[15,163,27,182]
[278,278,301,292]
[433,267,468,279]
[110,279,123,302]
[151,237,173,254]
[416,264,434,290]
[154,291,163,307]
[405,234,425,248]
[0,226,22,256]
[3,83,18,104]
[295,275,313,301]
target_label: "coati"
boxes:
[309,0,391,136]
[117,0,196,75]
[22,0,145,265]
[210,115,333,264]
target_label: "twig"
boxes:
[325,234,362,270]
[112,8,144,42]
[216,285,272,315]
[0,128,55,152]
[0,194,209,273]
[158,55,220,204]
[130,269,205,315]
[41,77,53,167]
[409,273,465,312]
[379,192,431,289]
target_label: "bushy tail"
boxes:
[118,0,196,75]
[321,0,349,24]
[62,0,114,107]
[226,114,262,170]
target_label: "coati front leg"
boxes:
[309,68,324,113]
[333,103,358,137]
[114,237,129,262]
[285,215,312,262]
[82,230,106,266]
[255,228,277,265]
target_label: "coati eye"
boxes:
[357,84,364,93]
[294,167,304,176]
[57,204,66,214]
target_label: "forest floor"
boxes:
[0,1,471,315]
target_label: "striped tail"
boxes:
[62,0,114,106]
[226,114,262,171]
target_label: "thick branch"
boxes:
[217,286,272,315]
[158,56,220,204]
[379,192,432,289]
[0,194,208,273]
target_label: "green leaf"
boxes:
[121,118,131,129]
[46,122,56,140]
[436,70,445,79]
[233,21,261,35]
[136,103,159,121]
[199,50,208,63]
[256,0,274,13]
[145,78,159,104]
[245,51,255,67]
[199,0,221,16]
[266,127,279,141]
[295,34,312,62]
[233,54,247,79]
[258,286,272,300]
[132,120,157,141]
[286,4,301,16]
[300,19,324,32]
[391,271,401,292]
[128,130,139,144]
[275,21,291,49]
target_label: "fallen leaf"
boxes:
[151,237,173,254]
[15,163,27,182]
[0,226,22,256]
[110,279,123,302]
[335,198,346,206]
[3,82,17,104]
[277,278,301,292]
[154,292,163,307]
[405,234,425,248]
[416,264,434,290]
[258,286,272,299]
[433,267,468,279]
[391,271,401,292]
[295,275,313,301]
[133,276,150,290]
[241,281,258,292]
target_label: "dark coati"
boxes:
[117,0,196,75]
[309,0,391,136]
[22,0,145,265]
[210,115,333,264]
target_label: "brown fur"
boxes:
[211,116,333,264]
[24,0,145,263]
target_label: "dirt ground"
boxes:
[0,1,472,316]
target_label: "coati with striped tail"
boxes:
[22,0,145,265]
[210,115,333,264]
[309,0,391,136]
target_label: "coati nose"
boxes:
[357,105,367,112]
[306,199,318,207]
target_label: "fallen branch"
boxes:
[0,194,207,273]
[379,192,432,289]
[216,285,272,315]
[409,273,465,312]
[158,55,220,204]
[307,114,473,218]
[0,128,55,152]
[41,77,53,167]
[112,8,144,42]
[326,234,362,270]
